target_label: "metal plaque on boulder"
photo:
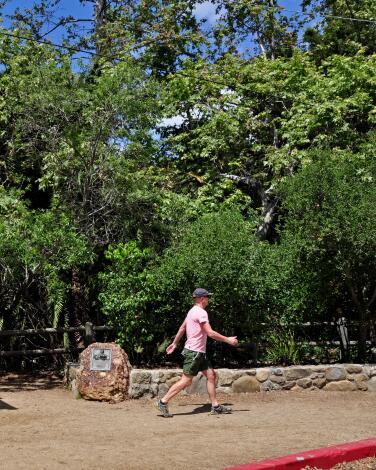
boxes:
[90,348,112,371]
[77,342,131,402]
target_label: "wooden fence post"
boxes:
[337,317,349,361]
[84,322,94,347]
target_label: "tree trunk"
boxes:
[358,306,368,361]
[71,270,89,348]
[346,280,369,360]
[220,174,278,241]
[94,0,109,60]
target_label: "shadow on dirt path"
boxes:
[166,402,250,417]
[0,372,63,393]
[0,399,17,410]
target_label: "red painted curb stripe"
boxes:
[223,438,376,470]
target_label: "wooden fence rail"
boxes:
[0,319,365,359]
[0,326,86,337]
[0,348,85,357]
[0,323,117,358]
[0,324,116,337]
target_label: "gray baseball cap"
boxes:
[192,288,213,298]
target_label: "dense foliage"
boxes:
[1,0,375,365]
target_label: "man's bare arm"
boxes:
[202,322,238,346]
[166,320,187,354]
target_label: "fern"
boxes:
[265,329,303,366]
[47,276,69,348]
[52,289,65,328]
[63,310,70,349]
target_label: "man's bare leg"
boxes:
[202,368,218,406]
[202,369,232,414]
[161,373,193,403]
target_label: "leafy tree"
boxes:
[0,33,164,247]
[98,241,156,361]
[1,0,376,369]
[0,32,170,342]
[99,209,263,361]
[4,0,207,77]
[0,188,93,338]
[94,0,207,75]
[214,0,299,59]
[276,151,376,359]
[303,0,376,58]
[160,49,376,240]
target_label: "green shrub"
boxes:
[98,208,264,361]
[264,329,304,366]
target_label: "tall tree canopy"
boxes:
[1,0,376,363]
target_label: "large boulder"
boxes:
[323,380,357,391]
[325,366,346,382]
[285,367,311,381]
[232,376,260,393]
[77,342,131,402]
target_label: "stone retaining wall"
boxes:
[65,363,376,399]
[129,364,376,398]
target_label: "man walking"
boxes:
[156,288,238,417]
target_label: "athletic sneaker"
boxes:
[210,404,232,415]
[156,399,173,418]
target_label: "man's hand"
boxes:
[166,343,177,354]
[227,336,238,347]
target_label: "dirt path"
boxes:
[1,373,376,470]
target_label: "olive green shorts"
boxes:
[182,348,212,376]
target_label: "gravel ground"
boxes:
[2,373,376,470]
[304,456,376,469]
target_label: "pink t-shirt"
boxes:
[184,305,209,353]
